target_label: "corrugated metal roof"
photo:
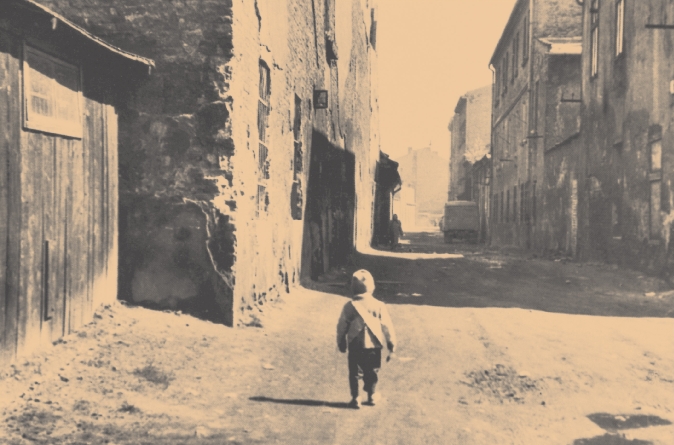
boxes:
[16,0,155,68]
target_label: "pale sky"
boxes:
[377,0,518,160]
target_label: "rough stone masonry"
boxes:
[36,0,381,326]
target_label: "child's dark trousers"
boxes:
[347,341,381,398]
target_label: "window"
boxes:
[532,81,539,134]
[293,95,303,179]
[520,183,526,222]
[499,191,504,222]
[615,0,625,57]
[532,181,537,223]
[491,194,496,222]
[590,0,600,77]
[23,45,82,138]
[506,189,510,223]
[651,140,662,172]
[650,139,662,237]
[522,15,529,65]
[257,61,271,216]
[502,53,509,95]
[291,95,303,220]
[512,33,519,81]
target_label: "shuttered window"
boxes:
[23,45,82,138]
[590,0,600,78]
[615,0,625,57]
[256,61,271,217]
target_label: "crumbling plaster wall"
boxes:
[450,86,492,202]
[465,87,492,164]
[539,54,582,257]
[341,0,380,253]
[579,0,674,278]
[535,0,583,39]
[449,108,467,201]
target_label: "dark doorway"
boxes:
[301,131,356,280]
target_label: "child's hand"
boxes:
[386,352,395,362]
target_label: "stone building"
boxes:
[396,146,449,228]
[471,155,492,243]
[35,0,381,326]
[489,0,582,249]
[577,0,674,278]
[448,85,492,202]
[372,152,401,246]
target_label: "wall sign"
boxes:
[313,90,328,109]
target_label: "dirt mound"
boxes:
[463,364,540,404]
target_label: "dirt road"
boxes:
[1,232,673,444]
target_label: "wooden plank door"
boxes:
[0,31,11,362]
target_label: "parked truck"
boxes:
[441,201,479,243]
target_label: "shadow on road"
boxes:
[249,396,352,409]
[572,434,653,444]
[304,232,674,318]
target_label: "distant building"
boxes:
[396,147,449,229]
[576,0,674,277]
[489,0,582,249]
[448,85,492,202]
[373,152,402,246]
[472,155,492,243]
[392,183,416,233]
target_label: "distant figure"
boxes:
[389,214,404,250]
[336,270,397,409]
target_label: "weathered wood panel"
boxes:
[93,100,104,314]
[2,32,22,363]
[67,136,87,332]
[40,136,55,345]
[0,30,11,363]
[18,132,45,355]
[83,100,93,321]
[105,104,119,306]
[0,30,124,362]
[52,138,68,340]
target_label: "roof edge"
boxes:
[19,0,155,68]
[489,0,528,66]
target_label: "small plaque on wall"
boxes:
[313,90,328,109]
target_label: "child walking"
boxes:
[336,269,397,408]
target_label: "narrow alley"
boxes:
[1,233,672,445]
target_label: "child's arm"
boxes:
[336,304,352,353]
[380,304,397,353]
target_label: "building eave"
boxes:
[489,0,529,66]
[15,0,155,69]
[537,37,582,55]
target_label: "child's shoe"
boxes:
[363,393,377,406]
[347,397,360,409]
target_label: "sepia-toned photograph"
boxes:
[0,0,673,443]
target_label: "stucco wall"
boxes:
[579,0,674,279]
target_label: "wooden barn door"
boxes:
[20,133,70,348]
[0,30,16,363]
